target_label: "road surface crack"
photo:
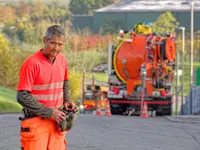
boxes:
[180,127,200,147]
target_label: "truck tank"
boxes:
[108,28,176,116]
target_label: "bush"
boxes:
[152,11,179,33]
[0,45,31,89]
[68,71,82,104]
[102,18,121,35]
[65,50,107,72]
[66,28,113,52]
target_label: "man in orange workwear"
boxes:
[16,25,76,150]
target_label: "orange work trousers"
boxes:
[20,117,67,150]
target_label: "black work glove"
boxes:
[58,106,78,132]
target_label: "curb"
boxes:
[0,112,21,115]
[165,116,200,124]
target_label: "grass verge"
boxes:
[86,72,108,83]
[0,86,22,112]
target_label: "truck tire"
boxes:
[110,105,125,115]
[162,107,172,116]
[156,111,162,116]
[156,104,172,116]
[110,107,121,115]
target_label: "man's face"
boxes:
[43,35,65,58]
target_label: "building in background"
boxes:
[71,0,200,32]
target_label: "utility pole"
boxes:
[175,52,179,115]
[190,1,194,115]
[82,71,86,106]
[176,26,185,115]
[181,27,185,115]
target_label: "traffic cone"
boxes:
[140,101,149,118]
[104,100,112,116]
[95,100,102,116]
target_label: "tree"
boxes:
[0,33,28,88]
[69,0,115,15]
[152,11,179,34]
[0,6,16,24]
[102,18,120,34]
[16,0,30,18]
[68,71,82,104]
[43,5,70,24]
[102,0,115,6]
[30,0,45,21]
[0,33,9,51]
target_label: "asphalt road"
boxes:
[0,114,200,150]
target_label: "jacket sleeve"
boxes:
[17,90,53,118]
[63,80,70,103]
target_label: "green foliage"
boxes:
[176,32,200,62]
[86,73,108,82]
[0,34,31,88]
[102,0,115,6]
[102,18,121,34]
[65,49,107,72]
[152,11,179,33]
[178,64,200,96]
[0,85,17,101]
[3,21,55,44]
[68,71,82,104]
[0,6,16,24]
[2,1,70,43]
[43,5,70,23]
[0,33,9,50]
[69,0,115,15]
[0,100,22,112]
[16,0,31,18]
[69,0,95,15]
[0,86,22,112]
[0,46,29,88]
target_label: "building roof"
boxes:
[95,0,200,12]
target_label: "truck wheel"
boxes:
[156,111,162,116]
[156,105,172,116]
[110,107,120,115]
[110,106,125,115]
[162,108,172,116]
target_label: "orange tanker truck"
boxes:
[107,23,176,116]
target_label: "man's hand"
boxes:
[51,108,66,123]
[64,102,77,112]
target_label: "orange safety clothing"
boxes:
[17,49,68,108]
[20,117,67,150]
[17,49,69,149]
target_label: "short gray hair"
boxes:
[45,25,66,40]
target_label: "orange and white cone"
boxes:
[104,100,112,116]
[140,101,149,118]
[95,100,102,116]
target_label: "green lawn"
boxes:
[86,72,108,83]
[177,63,200,96]
[0,86,22,112]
